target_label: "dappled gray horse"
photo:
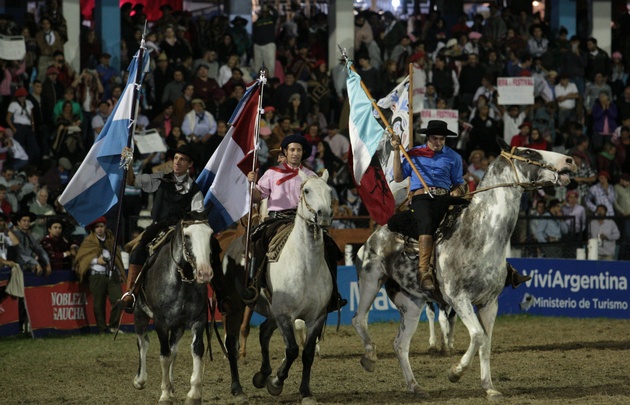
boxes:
[132,216,215,405]
[354,140,576,400]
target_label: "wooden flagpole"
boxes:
[408,63,414,150]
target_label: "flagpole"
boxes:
[110,26,147,285]
[338,46,432,195]
[243,67,266,287]
[408,63,414,150]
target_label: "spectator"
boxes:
[252,3,278,78]
[528,25,549,58]
[51,50,75,89]
[585,171,616,216]
[95,53,119,101]
[588,204,620,260]
[469,104,501,157]
[40,65,64,131]
[555,75,579,130]
[323,122,350,163]
[458,53,485,108]
[159,25,191,65]
[74,216,124,334]
[35,16,65,81]
[52,100,83,162]
[527,127,549,151]
[28,187,55,241]
[591,93,618,149]
[0,128,28,172]
[0,167,21,212]
[534,199,569,258]
[501,104,527,145]
[192,64,221,106]
[193,49,219,81]
[285,93,307,134]
[172,83,194,128]
[40,217,77,271]
[53,86,82,123]
[12,210,51,275]
[274,72,307,114]
[181,99,217,164]
[39,157,71,202]
[90,100,110,138]
[562,189,587,238]
[585,37,611,83]
[584,73,613,114]
[356,54,382,98]
[217,54,239,88]
[227,16,251,64]
[380,11,407,62]
[72,69,104,145]
[6,87,40,165]
[423,83,438,109]
[614,173,630,260]
[429,55,459,107]
[0,185,12,215]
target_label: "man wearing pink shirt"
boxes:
[248,134,347,312]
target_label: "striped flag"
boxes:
[58,49,150,226]
[195,80,261,232]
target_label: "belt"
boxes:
[413,187,449,196]
[90,269,108,276]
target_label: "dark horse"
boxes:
[131,213,219,405]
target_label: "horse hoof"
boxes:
[412,386,430,399]
[447,365,462,383]
[184,398,202,405]
[427,345,440,355]
[252,372,269,389]
[487,389,503,402]
[360,355,376,372]
[132,377,145,390]
[266,377,284,396]
[440,347,451,357]
[233,393,249,404]
[302,396,318,405]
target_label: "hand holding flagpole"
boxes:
[338,45,432,196]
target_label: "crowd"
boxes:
[0,0,628,303]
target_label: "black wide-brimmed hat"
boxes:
[281,134,311,160]
[167,144,195,162]
[419,120,458,137]
[12,210,37,225]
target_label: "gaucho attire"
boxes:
[41,233,73,270]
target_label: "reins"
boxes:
[296,177,329,239]
[170,219,209,283]
[464,147,559,198]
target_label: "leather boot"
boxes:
[505,262,532,289]
[115,264,143,313]
[325,252,348,313]
[417,235,435,291]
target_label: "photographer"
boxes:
[75,216,125,334]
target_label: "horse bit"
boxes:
[170,219,209,283]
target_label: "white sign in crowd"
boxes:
[420,109,459,134]
[497,77,535,105]
[0,35,26,60]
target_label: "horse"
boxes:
[353,140,576,400]
[223,169,333,404]
[131,213,219,405]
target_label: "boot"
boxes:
[115,264,143,314]
[417,235,435,291]
[325,253,347,313]
[505,262,532,289]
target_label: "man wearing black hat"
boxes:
[392,120,465,290]
[247,134,347,312]
[12,211,51,276]
[116,144,204,312]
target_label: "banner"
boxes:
[134,129,167,154]
[0,35,26,60]
[420,109,459,134]
[497,77,534,105]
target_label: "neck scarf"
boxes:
[270,163,303,185]
[407,146,435,158]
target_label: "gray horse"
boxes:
[354,140,576,400]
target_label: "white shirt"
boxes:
[555,82,578,110]
[502,111,526,145]
[8,101,34,125]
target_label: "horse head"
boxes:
[496,137,577,189]
[297,169,333,228]
[179,213,215,284]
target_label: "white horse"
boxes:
[244,170,333,405]
[354,140,576,400]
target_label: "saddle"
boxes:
[124,226,176,257]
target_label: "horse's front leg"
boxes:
[352,259,386,373]
[391,289,430,398]
[439,307,457,355]
[185,320,205,405]
[478,299,501,401]
[252,318,276,389]
[223,305,248,401]
[156,325,176,404]
[447,299,484,386]
[133,310,150,390]
[267,314,300,397]
[298,315,327,404]
[425,303,438,353]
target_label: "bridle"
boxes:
[170,219,209,283]
[296,176,331,238]
[466,147,563,197]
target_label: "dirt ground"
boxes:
[1,315,629,404]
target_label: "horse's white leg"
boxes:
[134,332,149,389]
[156,327,176,404]
[441,308,457,355]
[185,322,205,405]
[425,303,438,353]
[391,290,429,398]
[478,300,502,401]
[447,299,484,384]
[352,258,385,373]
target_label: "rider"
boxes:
[393,120,530,291]
[247,134,348,312]
[116,144,205,312]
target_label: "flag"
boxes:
[348,150,395,226]
[58,49,150,226]
[196,81,261,232]
[346,60,385,185]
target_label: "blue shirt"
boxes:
[401,145,464,191]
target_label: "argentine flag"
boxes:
[196,80,261,232]
[59,49,150,226]
[346,61,386,184]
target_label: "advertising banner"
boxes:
[497,77,534,105]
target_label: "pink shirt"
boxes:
[256,164,316,211]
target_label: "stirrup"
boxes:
[116,292,136,314]
[418,272,435,291]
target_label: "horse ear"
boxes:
[496,136,510,152]
[320,169,329,182]
[298,169,309,182]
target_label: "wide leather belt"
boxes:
[413,187,449,196]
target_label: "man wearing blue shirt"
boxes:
[393,120,465,290]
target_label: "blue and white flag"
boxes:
[346,61,385,185]
[58,49,150,226]
[196,81,261,232]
